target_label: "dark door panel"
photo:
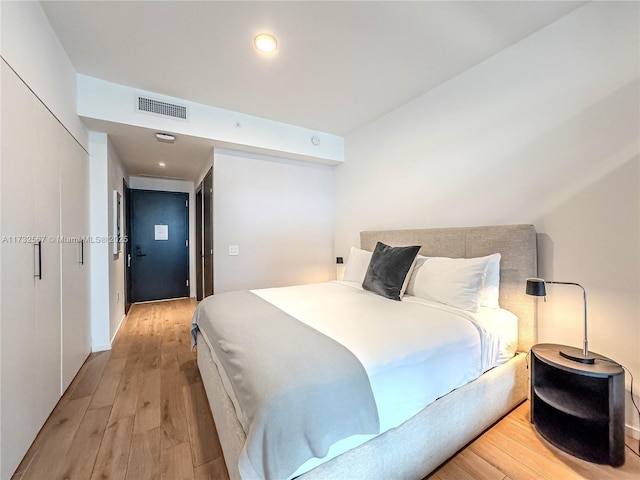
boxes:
[130,189,189,302]
[123,180,132,313]
[195,186,203,301]
[203,169,214,297]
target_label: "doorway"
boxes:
[203,168,214,297]
[130,189,190,302]
[123,179,132,313]
[195,186,203,301]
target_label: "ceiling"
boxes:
[82,118,214,181]
[41,1,584,181]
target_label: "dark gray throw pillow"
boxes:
[362,242,421,301]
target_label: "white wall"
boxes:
[88,132,110,351]
[335,2,640,433]
[128,176,196,298]
[108,144,127,340]
[0,1,87,149]
[0,6,4,469]
[89,132,129,350]
[214,149,334,292]
[77,75,344,165]
[535,155,639,434]
[0,7,3,470]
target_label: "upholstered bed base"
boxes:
[198,332,528,480]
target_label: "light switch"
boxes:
[229,245,239,256]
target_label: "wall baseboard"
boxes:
[626,423,640,440]
[91,314,127,353]
[92,343,111,353]
[134,296,191,304]
[111,313,127,344]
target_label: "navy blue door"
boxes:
[130,189,189,302]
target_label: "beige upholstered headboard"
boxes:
[360,224,537,352]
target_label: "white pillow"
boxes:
[405,254,428,296]
[342,247,373,284]
[478,253,501,308]
[409,255,492,311]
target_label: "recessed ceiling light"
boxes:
[158,162,166,168]
[254,33,277,53]
[155,132,175,143]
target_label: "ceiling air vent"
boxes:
[138,173,188,181]
[137,96,188,120]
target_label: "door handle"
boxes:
[79,239,84,265]
[127,253,131,268]
[34,241,42,280]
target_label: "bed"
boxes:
[192,224,537,480]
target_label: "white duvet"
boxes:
[244,280,518,477]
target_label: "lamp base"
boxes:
[560,350,596,364]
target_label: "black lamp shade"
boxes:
[526,278,547,297]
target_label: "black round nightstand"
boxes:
[530,343,625,467]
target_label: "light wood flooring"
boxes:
[427,403,639,480]
[11,298,228,480]
[11,298,640,480]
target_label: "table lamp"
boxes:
[526,278,595,364]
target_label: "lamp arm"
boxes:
[545,281,588,358]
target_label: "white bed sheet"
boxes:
[204,281,518,478]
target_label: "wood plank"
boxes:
[69,351,110,400]
[161,442,194,480]
[497,413,572,463]
[108,359,142,426]
[9,472,24,480]
[126,315,148,366]
[90,415,135,480]
[468,433,547,480]
[453,449,507,480]
[483,427,584,480]
[126,427,161,480]
[183,381,222,466]
[160,319,180,372]
[11,440,39,480]
[174,323,201,385]
[193,458,229,480]
[433,459,478,480]
[89,357,127,410]
[109,335,132,360]
[21,396,91,480]
[160,366,190,449]
[141,316,162,372]
[110,309,135,360]
[507,401,531,425]
[53,405,111,480]
[134,368,161,434]
[159,303,191,449]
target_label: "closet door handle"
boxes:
[34,241,42,280]
[79,239,84,265]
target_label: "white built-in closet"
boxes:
[0,60,91,479]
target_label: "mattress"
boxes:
[198,280,518,478]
